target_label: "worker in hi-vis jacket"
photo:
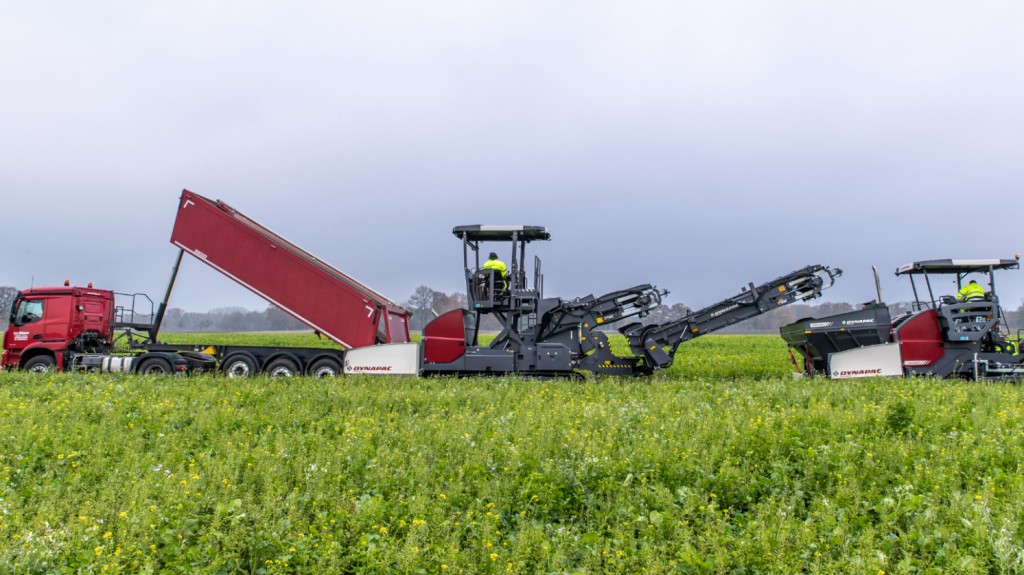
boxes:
[482,252,508,289]
[957,279,985,301]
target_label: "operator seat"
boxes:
[473,268,509,301]
[472,270,491,300]
[944,293,995,335]
[493,270,510,297]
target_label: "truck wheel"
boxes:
[309,358,342,378]
[23,356,55,373]
[138,357,173,375]
[222,355,257,378]
[265,358,299,378]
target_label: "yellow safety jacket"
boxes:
[483,258,508,288]
[482,259,508,276]
[957,282,985,301]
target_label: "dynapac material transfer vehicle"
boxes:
[4,189,841,378]
[343,225,842,377]
[781,257,1024,380]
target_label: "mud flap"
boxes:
[828,343,903,379]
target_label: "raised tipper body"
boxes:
[171,190,410,348]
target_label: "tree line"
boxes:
[159,306,307,332]
[0,286,307,333]
[400,286,1024,334]
[1,284,1022,333]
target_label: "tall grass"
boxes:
[1,336,1023,573]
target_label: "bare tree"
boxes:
[263,305,305,331]
[405,285,439,330]
[402,287,472,330]
[432,291,467,314]
[0,287,18,330]
[641,303,691,326]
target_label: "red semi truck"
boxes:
[1,190,410,376]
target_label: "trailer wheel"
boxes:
[23,356,55,373]
[265,358,299,378]
[309,358,342,378]
[138,357,173,375]
[222,355,257,378]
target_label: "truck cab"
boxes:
[2,286,116,371]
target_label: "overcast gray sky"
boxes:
[3,1,1023,314]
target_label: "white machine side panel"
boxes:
[344,343,420,375]
[829,343,904,379]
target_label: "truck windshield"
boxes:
[14,299,43,325]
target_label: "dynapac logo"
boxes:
[348,365,393,372]
[841,319,875,326]
[710,304,740,318]
[833,368,882,376]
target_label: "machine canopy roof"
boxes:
[453,225,551,242]
[896,258,1020,276]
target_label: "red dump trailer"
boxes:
[2,190,410,377]
[170,190,410,348]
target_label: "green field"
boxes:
[2,334,1024,574]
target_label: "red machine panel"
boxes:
[422,308,469,364]
[894,309,944,367]
[169,190,410,348]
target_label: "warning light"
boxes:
[64,279,70,286]
[87,283,93,288]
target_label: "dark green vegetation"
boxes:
[2,335,1024,574]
